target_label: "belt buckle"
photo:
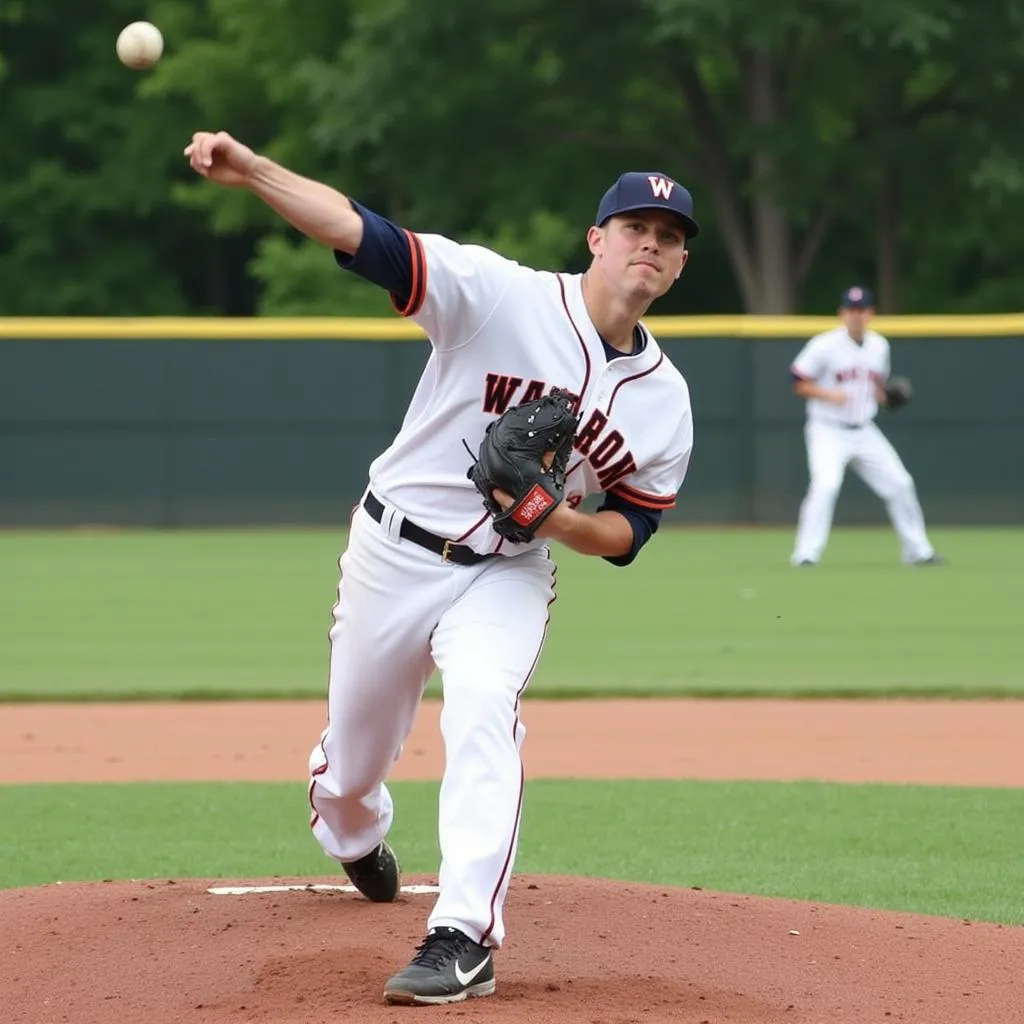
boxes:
[441,540,454,564]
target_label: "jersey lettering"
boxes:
[596,453,638,490]
[521,379,546,403]
[574,409,608,456]
[482,373,525,415]
[481,377,639,493]
[573,412,637,489]
[590,430,625,469]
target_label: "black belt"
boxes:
[839,422,867,430]
[363,491,493,566]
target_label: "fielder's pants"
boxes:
[307,496,555,948]
[791,420,935,564]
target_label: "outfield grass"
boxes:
[1,527,1021,700]
[1,779,1021,924]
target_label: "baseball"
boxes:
[116,21,164,70]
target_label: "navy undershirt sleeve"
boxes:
[596,489,663,567]
[333,200,414,308]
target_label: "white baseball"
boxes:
[116,21,164,70]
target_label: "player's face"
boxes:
[588,212,688,301]
[839,306,873,336]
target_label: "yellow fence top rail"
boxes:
[1,314,1023,340]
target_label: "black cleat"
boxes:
[911,554,947,566]
[341,841,400,903]
[795,559,817,567]
[383,926,495,1005]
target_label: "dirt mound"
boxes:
[4,875,1020,1023]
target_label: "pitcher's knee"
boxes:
[311,771,356,803]
[310,756,389,802]
[439,675,520,749]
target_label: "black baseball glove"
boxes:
[883,375,913,410]
[467,387,580,543]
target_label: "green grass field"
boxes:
[2,526,1021,929]
[0,526,1020,700]
[2,779,1022,923]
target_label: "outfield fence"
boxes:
[1,316,1021,526]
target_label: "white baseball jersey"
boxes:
[790,326,890,427]
[367,232,694,555]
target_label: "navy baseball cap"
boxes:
[596,171,700,239]
[839,285,874,308]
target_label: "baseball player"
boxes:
[789,286,944,566]
[185,131,696,1006]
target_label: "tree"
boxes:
[280,0,1024,312]
[0,0,213,313]
[4,0,1023,315]
[145,0,396,314]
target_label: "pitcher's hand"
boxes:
[184,131,257,188]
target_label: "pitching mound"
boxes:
[4,875,1020,1023]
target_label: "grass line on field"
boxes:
[4,685,1024,703]
[1,779,1022,925]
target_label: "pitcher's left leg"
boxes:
[382,551,556,1006]
[852,424,936,562]
[429,551,556,948]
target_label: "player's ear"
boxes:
[586,225,604,258]
[675,249,689,280]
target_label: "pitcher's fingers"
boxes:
[188,132,214,167]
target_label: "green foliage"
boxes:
[3,0,1024,313]
[249,235,394,315]
[0,0,200,312]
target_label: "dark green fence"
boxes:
[1,317,1021,526]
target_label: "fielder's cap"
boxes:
[839,285,874,308]
[596,171,700,239]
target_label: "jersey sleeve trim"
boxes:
[389,230,427,318]
[609,481,677,510]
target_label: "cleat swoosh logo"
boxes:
[454,955,490,987]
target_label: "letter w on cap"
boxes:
[648,176,674,199]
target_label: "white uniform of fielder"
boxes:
[790,286,941,566]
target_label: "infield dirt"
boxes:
[3,697,1021,1023]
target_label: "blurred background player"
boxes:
[789,286,944,567]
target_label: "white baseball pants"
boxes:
[791,421,935,564]
[308,498,555,948]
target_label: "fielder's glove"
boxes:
[467,387,580,543]
[883,375,913,410]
